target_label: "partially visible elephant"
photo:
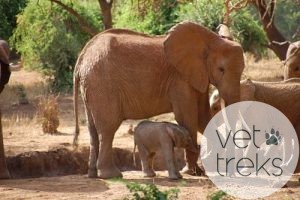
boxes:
[0,39,12,179]
[73,21,245,179]
[210,79,300,127]
[210,78,300,173]
[133,120,195,180]
[210,78,300,148]
[0,39,12,93]
[284,41,300,79]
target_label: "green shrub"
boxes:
[11,0,102,91]
[207,190,233,200]
[176,0,268,56]
[125,182,179,200]
[175,0,224,31]
[274,0,300,41]
[231,9,268,56]
[114,0,178,35]
[0,0,27,41]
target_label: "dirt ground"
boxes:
[0,59,300,199]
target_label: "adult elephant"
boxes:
[284,41,300,79]
[0,39,12,179]
[73,21,245,179]
[0,39,12,93]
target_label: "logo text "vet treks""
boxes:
[201,101,299,199]
[216,125,283,177]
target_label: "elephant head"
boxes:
[0,40,10,65]
[166,124,196,151]
[0,40,12,93]
[164,21,244,106]
[284,41,300,80]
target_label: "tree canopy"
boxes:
[3,0,299,91]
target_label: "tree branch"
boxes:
[49,0,98,36]
[223,0,250,25]
[98,0,113,30]
[252,0,289,60]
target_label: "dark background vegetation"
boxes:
[0,0,299,91]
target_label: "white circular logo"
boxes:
[201,101,299,199]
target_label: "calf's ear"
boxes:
[166,126,176,145]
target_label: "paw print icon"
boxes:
[265,128,282,145]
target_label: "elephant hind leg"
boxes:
[138,146,155,177]
[93,110,123,179]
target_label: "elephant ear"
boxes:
[240,79,255,101]
[166,126,176,145]
[163,21,209,93]
[286,41,300,60]
[0,41,10,64]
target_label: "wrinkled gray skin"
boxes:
[210,78,300,172]
[134,120,195,180]
[284,41,300,79]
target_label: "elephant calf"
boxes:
[134,120,195,180]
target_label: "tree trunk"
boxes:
[0,109,10,179]
[252,1,289,60]
[98,0,113,30]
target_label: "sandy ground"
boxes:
[1,64,300,199]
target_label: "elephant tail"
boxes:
[73,71,80,148]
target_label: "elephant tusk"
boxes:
[9,63,22,72]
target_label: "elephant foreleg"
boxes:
[171,89,202,176]
[0,110,10,179]
[295,123,300,173]
[173,150,182,179]
[162,144,180,180]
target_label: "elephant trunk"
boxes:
[219,84,240,107]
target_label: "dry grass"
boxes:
[243,53,284,82]
[37,95,60,134]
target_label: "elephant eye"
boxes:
[218,67,225,73]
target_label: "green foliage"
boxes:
[11,0,102,91]
[175,0,224,31]
[207,190,233,200]
[176,0,267,55]
[231,10,268,56]
[274,0,300,41]
[124,182,179,200]
[114,0,178,35]
[0,0,27,41]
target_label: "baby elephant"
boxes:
[134,120,194,180]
